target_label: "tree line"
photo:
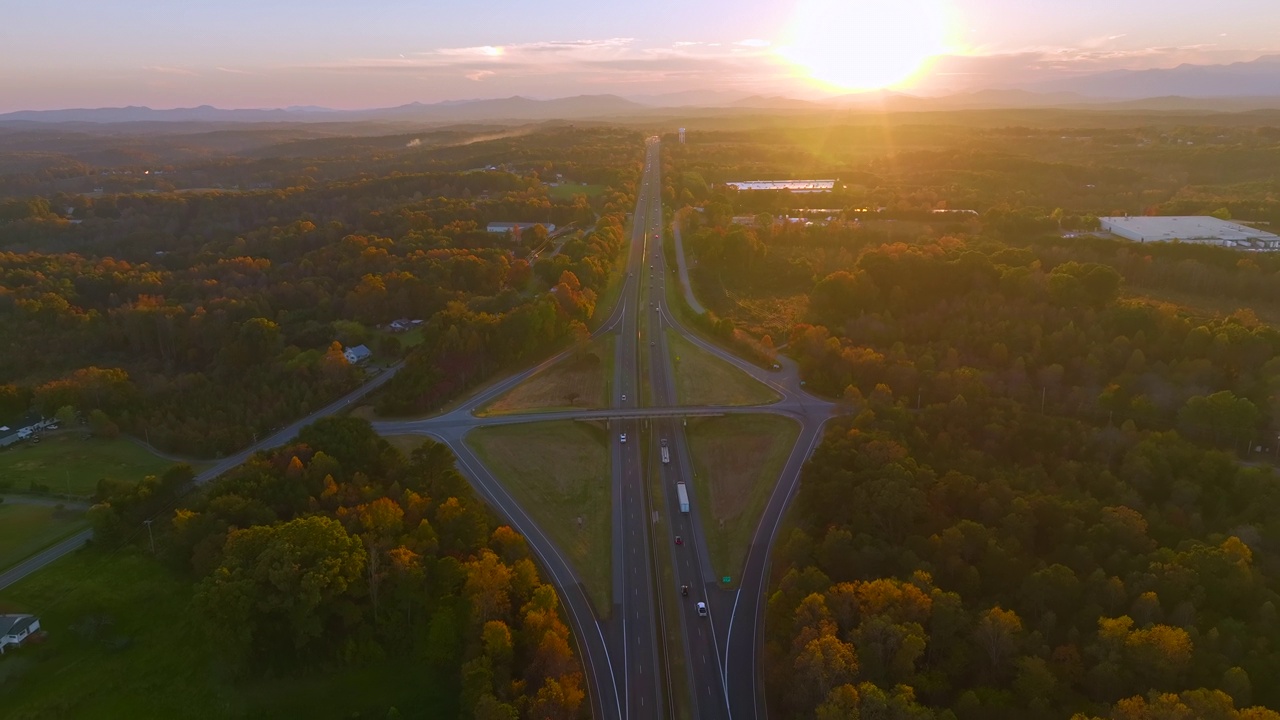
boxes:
[90,416,588,719]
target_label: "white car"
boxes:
[621,394,627,401]
[620,433,627,443]
[696,602,708,617]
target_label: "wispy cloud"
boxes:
[144,66,198,76]
[215,66,256,75]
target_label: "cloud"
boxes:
[215,66,256,75]
[466,70,495,81]
[144,66,198,76]
[904,45,1270,94]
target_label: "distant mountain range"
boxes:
[0,95,648,125]
[6,55,1280,124]
[1024,55,1280,98]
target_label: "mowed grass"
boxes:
[0,434,179,497]
[0,503,89,570]
[481,335,614,415]
[685,414,800,586]
[665,329,780,407]
[466,421,612,615]
[0,549,456,719]
[548,183,605,200]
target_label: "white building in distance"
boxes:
[1100,216,1280,250]
[486,222,555,234]
[725,180,836,193]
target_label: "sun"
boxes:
[776,0,952,93]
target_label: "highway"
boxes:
[3,136,841,720]
[640,150,732,718]
[611,137,664,719]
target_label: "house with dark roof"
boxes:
[0,614,41,653]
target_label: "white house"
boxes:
[343,345,372,364]
[0,614,40,653]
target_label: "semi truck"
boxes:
[676,482,690,513]
[660,438,670,464]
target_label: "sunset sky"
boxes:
[3,0,1278,111]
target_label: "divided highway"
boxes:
[4,136,840,720]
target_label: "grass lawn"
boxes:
[548,183,605,200]
[0,549,455,719]
[0,434,180,497]
[685,414,800,586]
[480,335,615,415]
[0,503,89,570]
[392,326,426,348]
[466,421,612,615]
[665,329,780,407]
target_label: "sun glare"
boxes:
[777,0,952,93]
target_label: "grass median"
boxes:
[479,335,614,416]
[466,421,612,615]
[0,434,184,497]
[684,414,800,586]
[665,330,780,407]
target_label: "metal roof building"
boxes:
[724,180,836,193]
[1100,216,1280,249]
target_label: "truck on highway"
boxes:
[660,438,670,464]
[676,482,689,513]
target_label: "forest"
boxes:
[659,120,1280,718]
[0,126,641,455]
[88,416,585,719]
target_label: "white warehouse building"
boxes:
[1100,216,1280,250]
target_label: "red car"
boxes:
[675,536,683,546]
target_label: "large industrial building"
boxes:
[1100,216,1280,249]
[724,179,836,193]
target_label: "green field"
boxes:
[665,330,780,406]
[0,434,181,497]
[0,502,89,570]
[548,183,605,200]
[684,414,800,585]
[466,421,612,615]
[480,335,615,415]
[0,549,455,719]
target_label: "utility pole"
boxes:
[143,519,155,555]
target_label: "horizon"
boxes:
[4,0,1280,113]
